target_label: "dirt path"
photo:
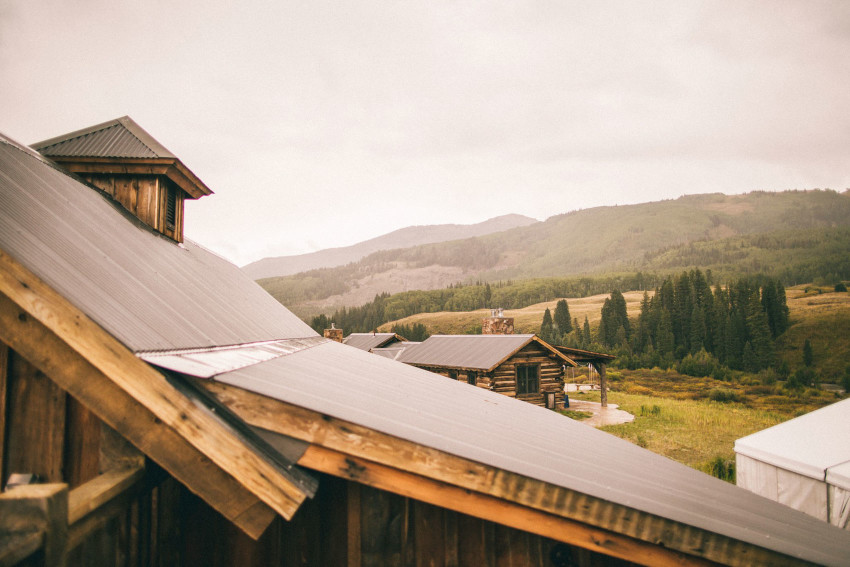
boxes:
[565,398,634,427]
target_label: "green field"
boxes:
[393,285,850,481]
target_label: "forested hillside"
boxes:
[261,190,850,319]
[243,213,537,278]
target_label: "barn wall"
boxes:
[0,341,194,566]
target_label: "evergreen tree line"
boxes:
[308,273,663,335]
[558,270,790,373]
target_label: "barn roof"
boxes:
[735,397,850,484]
[397,334,576,371]
[3,126,850,565]
[0,135,313,352]
[342,332,405,351]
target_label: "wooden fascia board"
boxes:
[410,363,489,373]
[299,445,718,567]
[199,381,800,567]
[53,157,211,199]
[0,249,306,535]
[532,336,579,368]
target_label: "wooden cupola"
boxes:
[32,116,213,242]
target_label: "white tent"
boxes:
[735,398,850,529]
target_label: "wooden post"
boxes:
[0,483,69,567]
[593,362,608,408]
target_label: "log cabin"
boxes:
[396,334,577,410]
[1,118,850,566]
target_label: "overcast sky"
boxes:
[1,1,848,266]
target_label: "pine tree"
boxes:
[554,299,572,335]
[582,317,592,348]
[690,304,706,353]
[803,338,814,367]
[655,309,675,357]
[540,308,555,343]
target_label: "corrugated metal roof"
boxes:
[5,129,850,564]
[343,332,402,351]
[397,334,537,370]
[215,341,850,566]
[32,116,176,159]
[0,134,316,352]
[735,398,850,480]
[140,336,328,378]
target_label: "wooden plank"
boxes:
[0,483,68,567]
[64,396,102,488]
[68,466,145,525]
[414,500,444,567]
[0,249,307,530]
[347,480,362,567]
[443,509,458,567]
[4,351,66,483]
[67,467,146,551]
[0,531,43,566]
[0,342,7,490]
[298,446,722,567]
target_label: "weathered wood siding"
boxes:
[79,174,184,242]
[2,340,614,567]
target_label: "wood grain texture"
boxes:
[202,381,805,566]
[299,445,724,567]
[0,249,305,536]
[0,342,8,490]
[0,483,68,567]
[4,351,66,483]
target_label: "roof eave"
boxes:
[50,156,212,199]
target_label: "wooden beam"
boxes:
[299,445,716,567]
[0,342,7,490]
[0,483,68,567]
[68,466,145,525]
[67,466,146,550]
[592,362,608,408]
[0,249,305,537]
[202,381,806,567]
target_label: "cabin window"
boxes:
[467,371,477,385]
[516,364,539,395]
[165,184,177,230]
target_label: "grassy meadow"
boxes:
[382,284,850,480]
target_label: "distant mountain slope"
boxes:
[242,214,538,279]
[258,190,850,317]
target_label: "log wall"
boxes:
[414,343,566,409]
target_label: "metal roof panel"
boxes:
[32,116,175,159]
[0,135,316,352]
[397,334,535,370]
[216,341,850,566]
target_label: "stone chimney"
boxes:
[323,323,343,343]
[482,308,514,335]
[33,116,212,243]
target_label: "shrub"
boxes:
[709,389,739,403]
[792,367,819,388]
[836,282,848,293]
[756,367,779,385]
[639,405,662,417]
[678,349,725,378]
[706,456,736,483]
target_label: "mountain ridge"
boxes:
[242,213,538,279]
[256,190,850,318]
